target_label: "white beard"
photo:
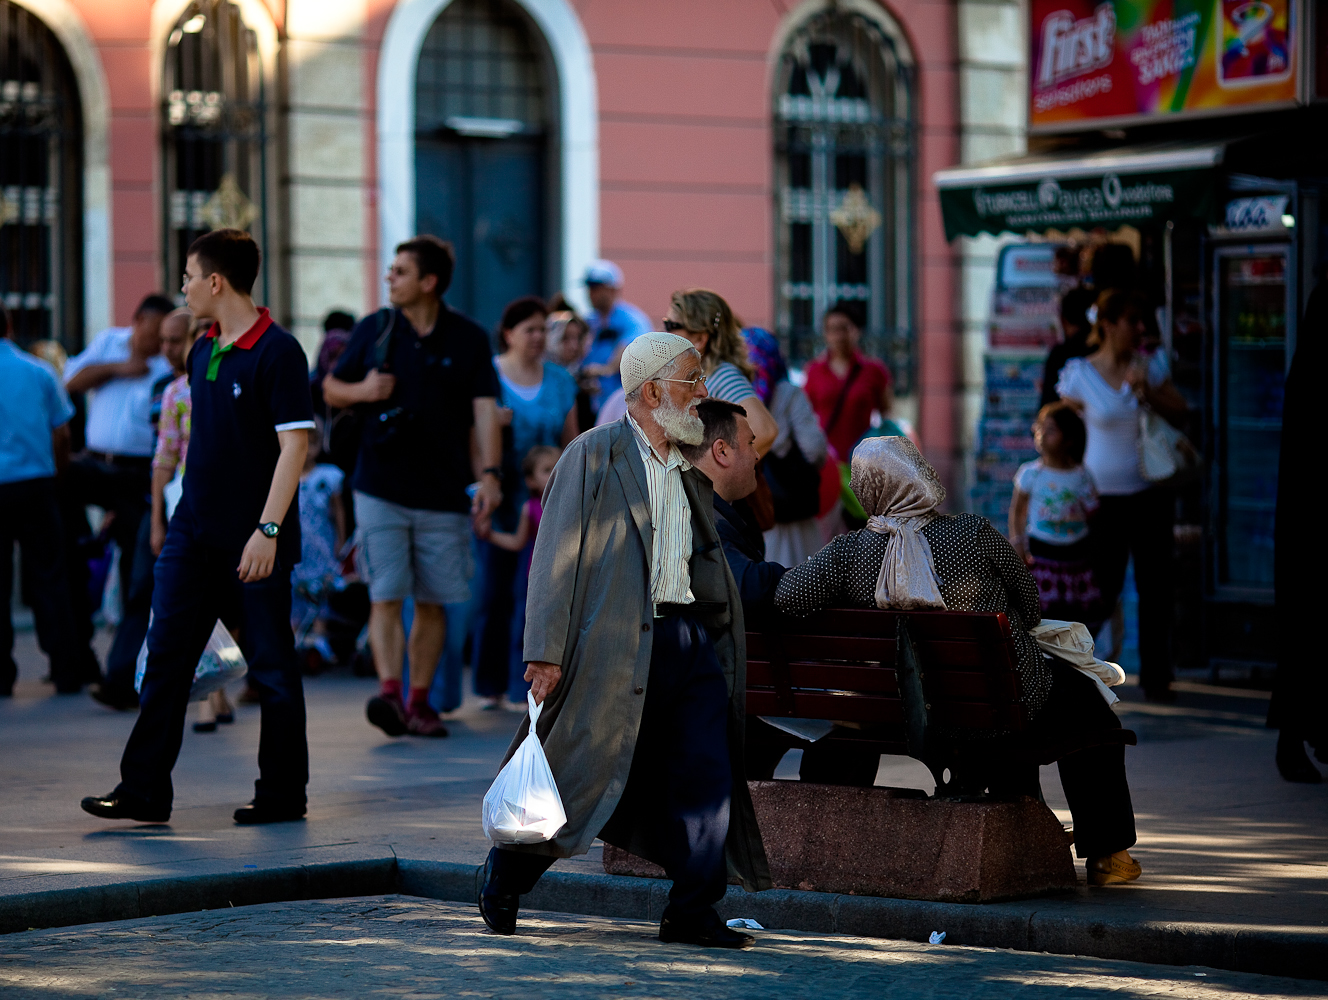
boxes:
[651,392,705,447]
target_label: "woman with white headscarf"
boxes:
[774,436,1141,887]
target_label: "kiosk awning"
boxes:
[934,143,1226,241]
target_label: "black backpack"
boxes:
[761,439,821,523]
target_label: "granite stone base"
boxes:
[602,780,1078,903]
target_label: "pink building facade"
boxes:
[2,0,967,484]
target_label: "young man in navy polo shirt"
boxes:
[82,228,316,826]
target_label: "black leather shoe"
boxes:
[658,917,755,949]
[81,793,170,823]
[233,801,307,825]
[478,854,517,935]
[1276,733,1323,784]
[90,685,139,711]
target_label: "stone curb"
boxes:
[397,860,1328,982]
[0,858,397,936]
[4,857,1325,982]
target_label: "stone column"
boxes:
[955,0,1027,504]
[283,0,373,359]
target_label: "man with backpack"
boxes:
[323,236,502,738]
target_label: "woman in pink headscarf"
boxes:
[774,435,1141,888]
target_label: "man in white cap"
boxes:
[478,333,770,948]
[581,259,651,411]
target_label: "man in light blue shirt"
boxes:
[581,259,651,412]
[0,308,81,696]
[59,293,175,686]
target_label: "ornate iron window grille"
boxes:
[774,11,915,391]
[0,0,82,350]
[162,0,267,300]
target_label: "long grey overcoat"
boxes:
[499,418,771,893]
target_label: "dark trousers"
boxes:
[1094,488,1174,693]
[992,658,1136,860]
[0,478,79,692]
[473,540,518,698]
[115,522,308,810]
[60,455,150,661]
[486,613,733,928]
[103,511,156,699]
[745,718,881,787]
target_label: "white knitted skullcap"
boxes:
[620,333,696,395]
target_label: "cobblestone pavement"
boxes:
[0,896,1322,1000]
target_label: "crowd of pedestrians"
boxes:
[3,225,912,837]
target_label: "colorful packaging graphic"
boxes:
[1218,0,1292,86]
[1030,0,1300,130]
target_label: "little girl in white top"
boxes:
[1010,402,1103,630]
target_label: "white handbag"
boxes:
[1138,407,1198,483]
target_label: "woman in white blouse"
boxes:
[1057,289,1188,701]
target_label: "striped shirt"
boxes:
[626,412,695,609]
[705,360,758,404]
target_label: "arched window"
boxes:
[0,0,82,349]
[162,0,266,298]
[414,0,554,331]
[774,10,914,385]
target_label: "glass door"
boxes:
[1210,244,1293,601]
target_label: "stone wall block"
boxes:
[958,1,1026,68]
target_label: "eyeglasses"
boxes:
[655,373,707,389]
[661,319,692,333]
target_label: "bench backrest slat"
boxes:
[745,607,1026,734]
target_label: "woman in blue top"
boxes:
[493,297,578,507]
[474,297,578,708]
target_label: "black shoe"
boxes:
[81,793,170,823]
[233,801,307,825]
[216,712,234,724]
[193,721,217,733]
[366,694,408,737]
[478,853,518,935]
[90,685,139,711]
[658,917,755,949]
[1276,733,1323,784]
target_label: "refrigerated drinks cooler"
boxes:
[1207,242,1294,611]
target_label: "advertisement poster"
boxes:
[1030,0,1300,130]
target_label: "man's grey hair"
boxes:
[623,350,693,404]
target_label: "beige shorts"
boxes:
[353,491,473,605]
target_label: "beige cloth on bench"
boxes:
[1028,619,1126,706]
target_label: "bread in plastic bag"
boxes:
[482,690,567,844]
[135,617,248,702]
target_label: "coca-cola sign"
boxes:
[1030,0,1301,132]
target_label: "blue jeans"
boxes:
[115,523,308,810]
[103,511,156,700]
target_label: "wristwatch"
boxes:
[481,466,502,480]
[259,522,280,539]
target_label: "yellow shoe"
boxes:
[1087,853,1141,886]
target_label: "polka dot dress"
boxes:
[773,513,1051,715]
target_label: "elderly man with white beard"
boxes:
[477,332,770,948]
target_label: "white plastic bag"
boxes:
[135,618,248,703]
[482,690,567,844]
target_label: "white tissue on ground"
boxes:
[726,918,764,930]
[928,930,946,944]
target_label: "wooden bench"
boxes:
[746,607,1136,796]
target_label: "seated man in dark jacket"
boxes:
[681,400,879,787]
[679,400,784,609]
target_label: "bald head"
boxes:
[161,308,195,373]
